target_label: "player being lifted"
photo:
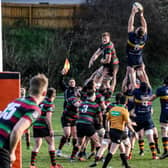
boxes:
[126,3,150,89]
[87,32,119,92]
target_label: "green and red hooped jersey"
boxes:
[0,96,41,150]
[100,41,119,65]
[77,100,101,125]
[62,96,81,122]
[33,97,55,129]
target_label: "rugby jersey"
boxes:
[0,96,41,150]
[126,32,147,56]
[156,85,168,114]
[107,104,129,131]
[62,96,80,122]
[77,100,101,125]
[33,97,55,129]
[100,42,119,65]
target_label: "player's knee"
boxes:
[145,129,153,136]
[97,128,105,138]
[161,126,168,133]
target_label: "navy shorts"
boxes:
[133,119,155,132]
[61,116,76,127]
[160,112,168,123]
[127,54,143,67]
[33,127,50,137]
[77,123,96,137]
[0,148,10,168]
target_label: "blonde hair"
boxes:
[29,74,48,96]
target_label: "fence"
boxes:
[2,3,83,28]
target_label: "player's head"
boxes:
[140,82,148,93]
[102,32,111,44]
[115,92,124,104]
[74,86,82,98]
[68,78,76,88]
[29,74,48,98]
[47,88,56,100]
[164,76,168,85]
[86,80,96,92]
[87,89,96,101]
[135,27,145,38]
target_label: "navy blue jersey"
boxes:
[126,32,147,57]
[156,86,168,114]
[133,88,152,121]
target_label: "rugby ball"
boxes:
[133,2,143,11]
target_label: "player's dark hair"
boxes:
[86,80,95,90]
[140,82,148,92]
[115,92,123,104]
[47,88,56,98]
[120,95,127,105]
[87,89,95,97]
[164,77,168,85]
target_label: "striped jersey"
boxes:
[126,32,147,56]
[0,96,41,150]
[33,97,55,129]
[133,88,152,121]
[77,100,101,125]
[156,85,168,114]
[62,96,80,121]
[100,41,119,65]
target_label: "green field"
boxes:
[22,97,168,168]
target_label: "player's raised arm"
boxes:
[88,48,102,68]
[140,11,147,34]
[128,7,138,33]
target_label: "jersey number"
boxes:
[0,102,20,120]
[81,105,88,113]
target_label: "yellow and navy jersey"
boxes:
[156,86,168,113]
[107,104,129,131]
[133,88,152,121]
[126,32,147,56]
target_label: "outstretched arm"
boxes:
[128,7,138,32]
[88,48,102,68]
[140,12,147,33]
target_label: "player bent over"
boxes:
[0,74,49,168]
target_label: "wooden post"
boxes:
[29,5,32,26]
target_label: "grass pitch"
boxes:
[22,97,168,168]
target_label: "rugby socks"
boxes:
[120,153,130,168]
[30,151,38,166]
[25,132,30,149]
[154,135,160,153]
[91,140,95,152]
[71,146,79,158]
[138,139,144,153]
[102,152,112,168]
[72,138,77,147]
[49,150,57,166]
[58,136,67,150]
[162,137,168,153]
[149,142,156,158]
